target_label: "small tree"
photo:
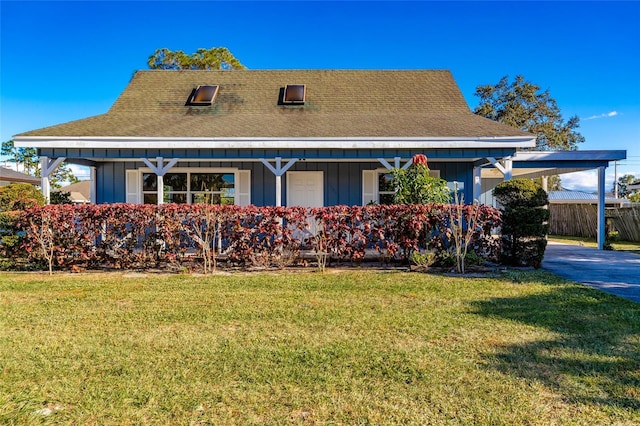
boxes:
[447,191,481,274]
[493,179,549,268]
[391,154,451,204]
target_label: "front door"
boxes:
[287,171,324,207]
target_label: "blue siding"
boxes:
[97,160,476,206]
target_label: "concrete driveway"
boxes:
[542,242,640,303]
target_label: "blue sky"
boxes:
[1,0,639,191]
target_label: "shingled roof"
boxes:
[18,70,532,139]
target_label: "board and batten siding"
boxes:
[97,160,474,206]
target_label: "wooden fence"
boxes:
[608,204,640,242]
[549,204,640,242]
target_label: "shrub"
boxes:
[6,203,502,272]
[493,178,549,268]
[391,154,451,204]
[0,183,45,211]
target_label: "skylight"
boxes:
[189,85,219,105]
[283,84,306,104]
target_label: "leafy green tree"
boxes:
[474,75,585,151]
[613,174,637,198]
[391,154,451,204]
[148,47,245,70]
[1,139,78,188]
[2,140,38,175]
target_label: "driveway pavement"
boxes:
[542,242,640,303]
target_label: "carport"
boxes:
[476,150,627,250]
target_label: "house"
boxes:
[53,180,92,204]
[0,166,40,186]
[13,70,536,207]
[12,70,626,248]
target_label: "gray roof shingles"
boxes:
[18,70,532,139]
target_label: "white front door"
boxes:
[287,171,324,207]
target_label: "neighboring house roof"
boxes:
[54,180,91,203]
[628,181,640,191]
[548,190,629,206]
[0,166,40,185]
[16,70,533,141]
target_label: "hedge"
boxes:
[0,203,502,272]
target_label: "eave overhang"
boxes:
[14,135,537,150]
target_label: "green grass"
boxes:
[1,270,639,425]
[549,234,640,254]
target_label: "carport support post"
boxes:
[597,166,606,250]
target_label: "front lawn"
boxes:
[1,270,638,424]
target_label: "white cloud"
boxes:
[583,111,618,120]
[559,169,618,194]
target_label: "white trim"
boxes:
[14,136,537,150]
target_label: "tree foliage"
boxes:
[1,140,78,188]
[148,47,245,70]
[474,75,585,151]
[613,174,638,199]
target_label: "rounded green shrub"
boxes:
[493,178,549,268]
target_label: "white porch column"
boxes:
[504,158,513,180]
[90,166,97,204]
[259,157,297,207]
[39,156,66,204]
[472,166,482,203]
[487,157,513,181]
[597,166,606,250]
[141,157,180,205]
[541,175,549,192]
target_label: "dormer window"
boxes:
[188,85,219,105]
[283,84,306,104]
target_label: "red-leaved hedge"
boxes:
[1,203,501,271]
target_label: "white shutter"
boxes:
[362,170,377,205]
[125,170,140,204]
[237,170,251,206]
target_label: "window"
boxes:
[378,172,395,205]
[142,171,235,205]
[362,168,441,205]
[188,85,219,105]
[283,84,306,104]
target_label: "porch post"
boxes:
[90,166,97,203]
[141,157,180,205]
[472,166,482,203]
[259,157,297,207]
[541,176,549,192]
[504,157,513,181]
[597,166,606,250]
[39,156,66,204]
[275,158,282,207]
